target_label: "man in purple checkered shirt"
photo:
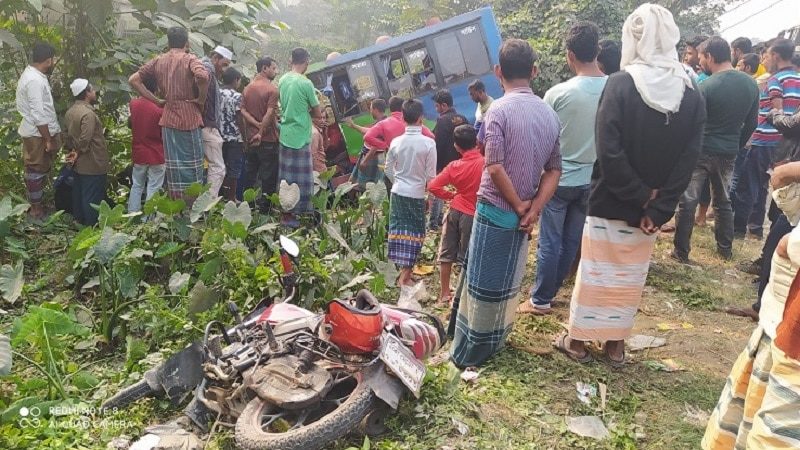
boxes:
[450,39,561,368]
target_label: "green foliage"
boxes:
[10,303,90,399]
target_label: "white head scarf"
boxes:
[621,3,693,115]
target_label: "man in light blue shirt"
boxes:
[520,22,608,315]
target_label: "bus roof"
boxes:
[308,7,495,73]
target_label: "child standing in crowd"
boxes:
[219,67,244,201]
[128,76,165,213]
[428,124,484,304]
[385,99,437,287]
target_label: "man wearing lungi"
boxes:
[277,47,322,227]
[15,42,63,220]
[384,99,437,287]
[557,4,706,367]
[450,39,562,368]
[129,26,209,203]
[703,161,800,449]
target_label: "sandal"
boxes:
[552,333,593,364]
[603,344,626,368]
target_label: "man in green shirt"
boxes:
[277,48,321,226]
[672,36,759,262]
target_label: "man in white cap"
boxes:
[200,45,233,197]
[64,79,109,226]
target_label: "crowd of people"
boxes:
[12,2,800,447]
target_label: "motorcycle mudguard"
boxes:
[183,380,215,433]
[155,342,206,405]
[362,362,406,410]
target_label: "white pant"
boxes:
[128,163,166,213]
[202,127,225,197]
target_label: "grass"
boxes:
[0,219,763,449]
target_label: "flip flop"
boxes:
[552,333,593,364]
[603,347,626,369]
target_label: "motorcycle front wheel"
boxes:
[234,370,377,450]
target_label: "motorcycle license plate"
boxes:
[379,334,426,397]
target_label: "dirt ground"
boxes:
[344,223,765,450]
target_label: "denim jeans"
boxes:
[127,164,165,213]
[72,173,107,226]
[428,197,444,230]
[733,145,772,237]
[674,154,734,259]
[531,185,590,309]
[729,147,748,208]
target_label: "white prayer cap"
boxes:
[70,78,89,97]
[213,45,233,61]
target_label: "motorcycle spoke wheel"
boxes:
[235,369,378,450]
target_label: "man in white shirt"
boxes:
[16,43,62,220]
[384,99,437,287]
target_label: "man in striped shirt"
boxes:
[450,39,561,368]
[733,38,800,239]
[129,26,209,202]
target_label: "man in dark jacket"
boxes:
[430,89,466,230]
[557,4,706,366]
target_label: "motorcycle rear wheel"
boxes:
[234,370,376,450]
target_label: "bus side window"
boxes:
[433,32,467,84]
[346,59,379,115]
[457,25,491,77]
[380,51,413,99]
[406,44,437,94]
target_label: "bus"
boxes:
[307,7,503,158]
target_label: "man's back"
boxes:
[478,87,561,212]
[242,76,279,143]
[386,127,437,199]
[137,50,207,131]
[700,69,759,156]
[589,71,706,226]
[278,72,318,149]
[544,75,607,186]
[130,98,164,165]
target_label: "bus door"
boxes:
[324,60,381,158]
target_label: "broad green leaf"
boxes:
[364,181,387,206]
[243,188,259,203]
[168,272,191,294]
[26,0,43,12]
[324,223,352,253]
[0,197,29,221]
[222,201,252,229]
[189,190,221,223]
[0,30,23,50]
[335,181,357,198]
[338,273,374,292]
[222,1,249,14]
[71,371,100,390]
[279,180,300,211]
[0,262,23,304]
[252,223,278,234]
[202,13,224,28]
[188,281,219,318]
[97,201,126,227]
[198,257,222,283]
[223,220,248,240]
[154,196,186,216]
[93,229,134,264]
[155,242,184,258]
[125,336,148,370]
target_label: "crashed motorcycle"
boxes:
[102,236,445,450]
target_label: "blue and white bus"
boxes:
[307,7,504,157]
